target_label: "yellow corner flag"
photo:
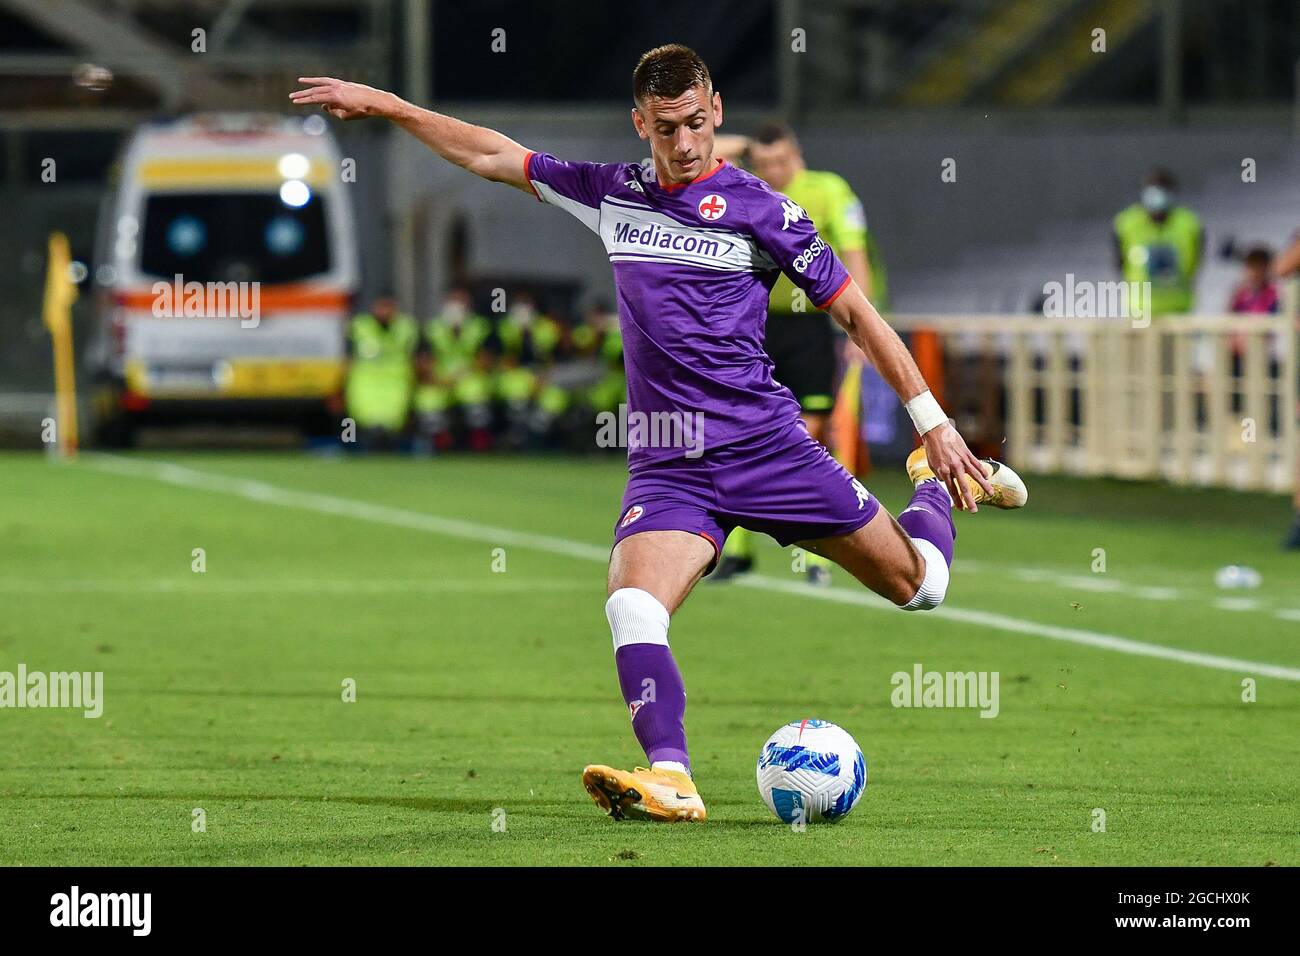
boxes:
[42,231,80,457]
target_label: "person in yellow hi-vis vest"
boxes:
[494,293,565,448]
[570,301,625,418]
[711,123,883,585]
[345,296,418,449]
[1113,168,1204,319]
[415,287,495,452]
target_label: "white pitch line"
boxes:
[742,575,1300,681]
[1012,567,1183,602]
[87,454,610,563]
[1213,597,1262,612]
[86,454,1300,683]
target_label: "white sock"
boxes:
[901,538,950,611]
[605,587,670,649]
[651,761,688,775]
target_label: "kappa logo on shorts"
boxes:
[620,504,645,528]
[850,478,871,510]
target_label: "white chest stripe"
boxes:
[599,199,775,273]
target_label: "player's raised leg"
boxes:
[582,529,714,822]
[806,450,1027,610]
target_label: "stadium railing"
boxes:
[889,315,1298,493]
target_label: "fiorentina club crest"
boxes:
[628,699,645,720]
[697,193,727,221]
[620,504,644,528]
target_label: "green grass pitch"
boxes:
[0,450,1297,866]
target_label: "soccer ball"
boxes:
[756,719,867,823]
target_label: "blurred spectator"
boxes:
[570,300,625,420]
[1113,168,1204,318]
[494,294,565,448]
[1228,247,1279,314]
[415,287,493,452]
[344,295,418,450]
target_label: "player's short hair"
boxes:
[753,122,798,147]
[633,44,712,106]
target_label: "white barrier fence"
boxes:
[889,315,1298,493]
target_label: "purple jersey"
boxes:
[525,152,851,468]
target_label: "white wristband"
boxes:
[905,390,948,436]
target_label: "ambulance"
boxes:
[89,113,358,443]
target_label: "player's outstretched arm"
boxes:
[827,282,993,511]
[289,78,532,192]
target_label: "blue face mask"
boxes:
[1141,185,1172,214]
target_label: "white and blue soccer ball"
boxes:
[756,719,867,823]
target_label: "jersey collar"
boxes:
[657,157,726,192]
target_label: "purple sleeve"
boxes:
[748,185,852,309]
[524,151,616,228]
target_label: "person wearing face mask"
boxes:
[1112,168,1204,318]
[415,287,494,451]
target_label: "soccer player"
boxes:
[291,44,1027,823]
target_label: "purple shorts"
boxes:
[612,419,881,571]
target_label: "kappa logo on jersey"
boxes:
[780,198,806,231]
[628,699,645,720]
[620,504,645,528]
[697,194,727,221]
[624,177,645,194]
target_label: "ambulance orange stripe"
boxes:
[113,287,351,311]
